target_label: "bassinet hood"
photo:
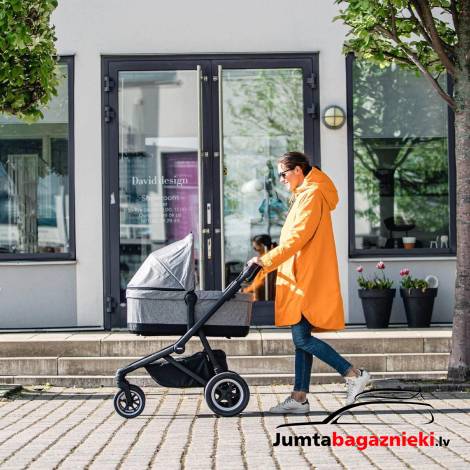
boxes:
[127,233,195,291]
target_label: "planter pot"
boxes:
[358,289,396,328]
[402,236,416,249]
[400,287,438,327]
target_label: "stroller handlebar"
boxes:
[241,262,262,283]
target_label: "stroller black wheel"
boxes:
[204,371,250,417]
[113,385,146,419]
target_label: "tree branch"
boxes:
[407,2,436,50]
[373,25,455,110]
[380,50,417,67]
[411,0,456,76]
[450,0,460,35]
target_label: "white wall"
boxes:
[0,263,77,328]
[50,0,454,326]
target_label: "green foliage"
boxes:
[334,0,457,74]
[0,0,59,121]
[356,263,394,289]
[358,275,394,289]
[400,275,429,291]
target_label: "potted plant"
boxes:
[357,261,395,328]
[399,269,438,327]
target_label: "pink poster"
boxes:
[162,152,199,243]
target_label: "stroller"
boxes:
[114,233,261,419]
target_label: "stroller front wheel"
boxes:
[204,371,250,417]
[114,384,146,419]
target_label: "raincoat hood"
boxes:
[294,167,339,211]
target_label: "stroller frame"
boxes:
[114,263,261,418]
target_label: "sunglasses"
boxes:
[278,169,294,179]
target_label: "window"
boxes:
[347,55,455,256]
[0,57,74,260]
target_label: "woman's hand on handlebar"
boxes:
[247,256,263,267]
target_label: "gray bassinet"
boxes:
[126,233,254,337]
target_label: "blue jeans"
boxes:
[292,316,353,392]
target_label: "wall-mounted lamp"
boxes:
[322,105,346,129]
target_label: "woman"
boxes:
[242,234,277,301]
[248,151,370,414]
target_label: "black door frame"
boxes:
[102,53,320,329]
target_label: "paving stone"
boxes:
[0,384,468,468]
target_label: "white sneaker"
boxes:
[268,396,310,414]
[345,369,371,405]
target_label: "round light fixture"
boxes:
[322,105,346,129]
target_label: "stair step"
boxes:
[0,371,448,388]
[0,353,450,376]
[0,330,452,357]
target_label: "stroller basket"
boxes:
[127,289,253,337]
[145,350,228,388]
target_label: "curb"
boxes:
[370,378,470,392]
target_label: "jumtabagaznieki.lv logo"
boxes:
[273,431,450,450]
[273,388,451,450]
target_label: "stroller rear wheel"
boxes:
[204,371,250,417]
[114,384,146,418]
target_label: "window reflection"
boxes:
[221,68,304,290]
[0,64,70,255]
[118,71,200,302]
[352,61,450,251]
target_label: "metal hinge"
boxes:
[103,75,114,92]
[307,103,319,119]
[306,73,318,89]
[104,105,115,123]
[106,296,116,314]
[201,75,209,82]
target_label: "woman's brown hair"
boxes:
[278,151,315,176]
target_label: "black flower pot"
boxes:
[358,289,396,328]
[400,288,438,327]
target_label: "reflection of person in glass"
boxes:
[248,151,371,414]
[242,234,277,301]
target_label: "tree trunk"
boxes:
[448,2,470,382]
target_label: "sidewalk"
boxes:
[0,384,469,469]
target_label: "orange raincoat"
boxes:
[260,167,345,331]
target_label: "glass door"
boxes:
[210,58,317,291]
[104,55,319,327]
[104,60,213,328]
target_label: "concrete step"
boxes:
[0,371,448,388]
[0,352,450,376]
[0,329,452,357]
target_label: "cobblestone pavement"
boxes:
[0,384,469,470]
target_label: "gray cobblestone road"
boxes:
[0,385,469,469]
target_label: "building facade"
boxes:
[0,0,456,330]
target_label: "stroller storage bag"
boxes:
[145,350,228,388]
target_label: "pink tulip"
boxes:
[400,268,410,277]
[376,261,385,270]
[356,265,363,273]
